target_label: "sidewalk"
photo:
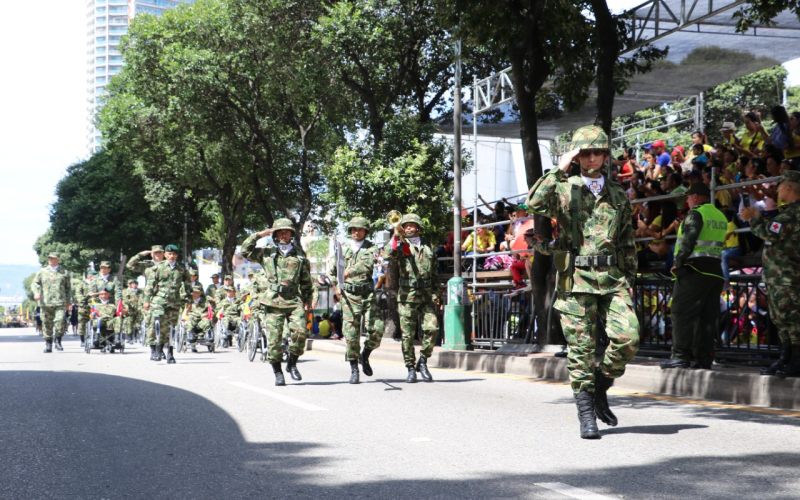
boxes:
[307,339,800,411]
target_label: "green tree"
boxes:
[32,229,107,275]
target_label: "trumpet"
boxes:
[387,210,406,242]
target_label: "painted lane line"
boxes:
[227,381,328,412]
[534,483,615,500]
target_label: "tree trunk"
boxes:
[590,0,619,136]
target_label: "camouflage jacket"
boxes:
[331,239,378,289]
[750,200,800,287]
[217,295,242,321]
[241,234,313,308]
[187,295,211,322]
[215,285,236,304]
[526,169,637,293]
[122,288,141,313]
[73,279,92,308]
[384,237,439,304]
[90,274,123,303]
[95,301,117,326]
[127,252,159,287]
[143,261,192,308]
[32,266,72,308]
[205,283,221,302]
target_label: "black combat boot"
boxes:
[349,360,360,384]
[191,343,198,353]
[166,346,176,364]
[575,391,601,439]
[406,366,417,383]
[79,334,85,347]
[762,342,792,375]
[594,368,618,427]
[54,337,64,351]
[272,362,286,386]
[126,334,134,345]
[360,346,373,377]
[777,345,800,378]
[150,345,159,361]
[416,356,433,382]
[286,353,302,381]
[157,344,165,361]
[44,339,53,353]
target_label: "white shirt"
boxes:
[581,174,605,198]
[279,243,294,255]
[349,239,365,252]
[49,266,59,272]
[100,299,109,305]
[168,262,176,269]
[408,236,422,247]
[102,274,110,281]
[194,298,202,304]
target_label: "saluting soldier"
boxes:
[127,245,164,351]
[384,213,440,384]
[74,269,97,347]
[527,126,639,439]
[241,218,313,386]
[143,244,192,364]
[95,285,119,352]
[332,216,384,384]
[31,252,73,353]
[742,170,800,377]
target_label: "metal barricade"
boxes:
[471,289,536,349]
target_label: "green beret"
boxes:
[191,284,203,292]
[47,252,60,259]
[151,245,164,252]
[87,270,98,275]
[164,244,179,253]
[99,261,112,268]
[101,284,114,293]
[781,170,800,183]
[224,275,233,281]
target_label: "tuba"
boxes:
[386,210,406,242]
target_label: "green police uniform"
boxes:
[333,217,385,364]
[241,219,313,369]
[383,214,440,372]
[31,256,72,345]
[668,191,726,368]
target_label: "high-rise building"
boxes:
[86,0,195,153]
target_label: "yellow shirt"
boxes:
[724,221,739,249]
[462,231,496,253]
[784,132,800,159]
[740,130,766,152]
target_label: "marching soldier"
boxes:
[742,170,800,377]
[31,252,72,353]
[241,218,313,386]
[384,213,440,384]
[127,245,164,354]
[332,216,385,384]
[215,275,236,347]
[143,244,192,364]
[205,273,222,301]
[527,126,639,439]
[185,284,213,352]
[121,279,142,344]
[74,269,97,346]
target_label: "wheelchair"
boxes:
[84,317,125,354]
[245,317,289,363]
[177,320,215,353]
[236,319,248,353]
[214,317,241,350]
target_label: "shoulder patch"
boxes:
[769,221,782,234]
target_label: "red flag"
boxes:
[207,305,213,320]
[391,236,410,256]
[115,299,124,317]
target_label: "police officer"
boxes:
[241,219,313,386]
[527,126,639,439]
[661,182,726,371]
[332,216,385,384]
[31,252,73,353]
[384,213,440,384]
[742,170,800,377]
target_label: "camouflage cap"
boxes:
[400,213,424,230]
[99,261,112,268]
[151,245,164,252]
[188,269,198,276]
[47,252,60,259]
[164,244,179,253]
[224,275,233,281]
[87,270,98,275]
[127,279,138,284]
[211,273,220,279]
[224,285,236,292]
[569,125,610,151]
[247,271,255,276]
[346,216,370,231]
[780,170,800,184]
[272,218,296,234]
[191,284,203,293]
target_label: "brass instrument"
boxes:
[387,210,406,242]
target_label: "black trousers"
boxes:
[669,269,724,364]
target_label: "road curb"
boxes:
[306,339,800,410]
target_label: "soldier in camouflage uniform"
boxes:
[120,279,142,344]
[527,125,639,439]
[127,245,164,349]
[185,284,213,352]
[384,213,440,384]
[332,216,385,384]
[90,261,123,303]
[94,285,119,351]
[205,273,222,302]
[74,270,97,347]
[143,244,192,364]
[241,218,313,386]
[214,275,237,346]
[742,170,800,377]
[218,285,243,339]
[31,252,73,353]
[188,269,202,294]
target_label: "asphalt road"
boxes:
[1,328,798,500]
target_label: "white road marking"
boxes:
[227,381,328,412]
[534,483,615,500]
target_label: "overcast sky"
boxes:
[1,0,799,266]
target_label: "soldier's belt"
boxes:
[269,284,297,294]
[399,278,432,289]
[343,283,373,294]
[574,254,617,268]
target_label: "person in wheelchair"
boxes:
[93,285,118,352]
[218,285,242,347]
[184,285,213,352]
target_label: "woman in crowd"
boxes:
[735,112,767,155]
[756,105,791,152]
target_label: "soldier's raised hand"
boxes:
[559,148,581,172]
[34,293,40,301]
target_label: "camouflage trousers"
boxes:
[342,291,385,361]
[766,284,800,345]
[185,316,213,340]
[77,307,91,337]
[398,298,439,367]
[41,305,68,340]
[221,315,241,335]
[554,290,640,394]
[262,305,306,364]
[146,303,181,346]
[121,311,142,338]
